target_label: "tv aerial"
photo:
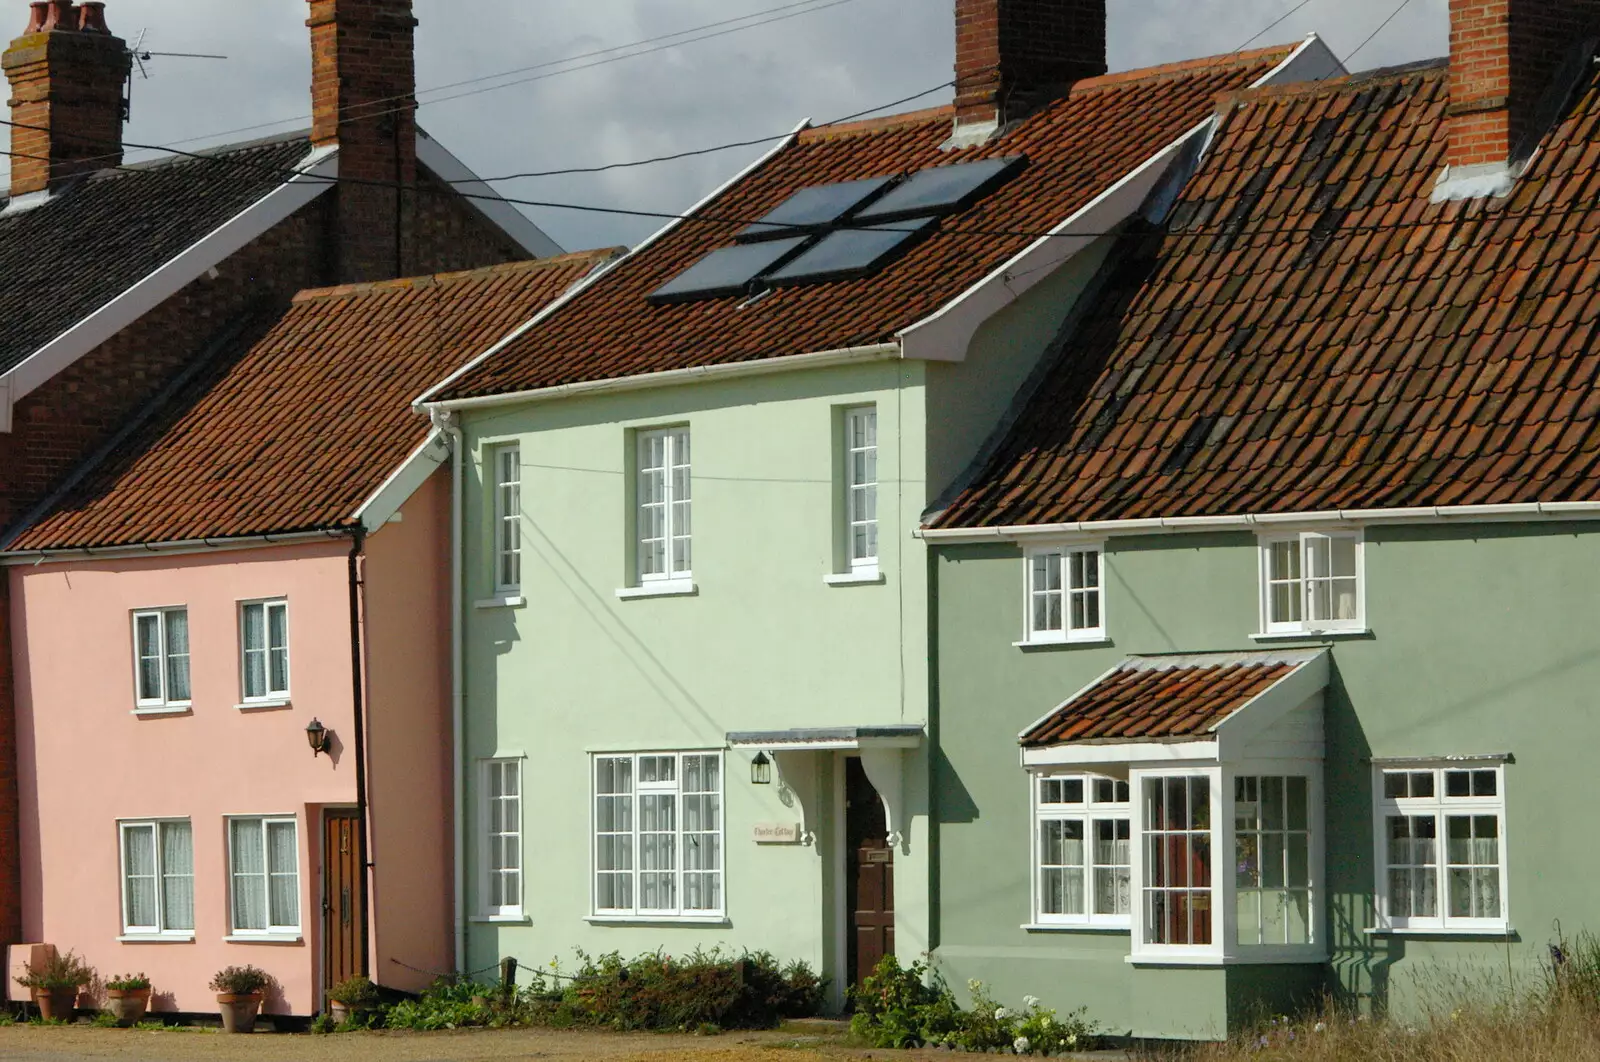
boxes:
[122,29,229,122]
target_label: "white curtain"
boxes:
[136,616,162,700]
[161,821,194,931]
[267,821,299,928]
[268,606,289,693]
[123,825,157,928]
[242,607,266,698]
[231,819,267,931]
[165,611,191,702]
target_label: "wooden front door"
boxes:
[846,757,893,990]
[322,809,364,1001]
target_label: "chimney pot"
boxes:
[40,1,75,33]
[78,2,109,33]
[24,3,48,34]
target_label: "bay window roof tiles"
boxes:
[435,46,1297,401]
[1021,655,1300,748]
[936,58,1600,528]
[7,251,617,552]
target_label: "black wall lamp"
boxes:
[306,718,331,757]
[750,751,773,786]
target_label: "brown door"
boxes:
[322,809,364,1003]
[846,757,893,990]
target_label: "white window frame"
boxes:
[1029,772,1131,929]
[1258,531,1364,635]
[636,428,692,587]
[844,406,878,575]
[590,750,724,921]
[117,818,194,938]
[1232,774,1317,949]
[238,598,290,703]
[131,607,191,711]
[226,815,301,937]
[1373,762,1509,934]
[1131,768,1222,961]
[480,758,524,919]
[1022,544,1106,645]
[492,445,523,593]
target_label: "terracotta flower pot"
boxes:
[106,987,151,1027]
[35,986,78,1022]
[328,1000,351,1024]
[217,992,263,1034]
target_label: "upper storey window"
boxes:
[1259,532,1362,635]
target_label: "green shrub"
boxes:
[848,956,1098,1054]
[328,975,381,1009]
[551,948,821,1031]
[106,973,150,992]
[309,1013,337,1035]
[383,978,494,1031]
[208,965,271,996]
[16,950,94,991]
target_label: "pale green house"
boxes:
[416,10,1335,1007]
[918,10,1600,1040]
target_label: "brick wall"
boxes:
[954,0,1106,129]
[1448,0,1600,168]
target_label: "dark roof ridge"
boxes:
[291,249,623,304]
[101,128,317,177]
[800,105,953,142]
[1066,41,1299,96]
[1216,56,1446,110]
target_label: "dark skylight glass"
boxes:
[647,237,810,303]
[853,156,1027,223]
[766,217,938,285]
[736,176,895,242]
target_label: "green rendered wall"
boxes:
[932,522,1600,1036]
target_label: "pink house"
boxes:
[1,253,613,1017]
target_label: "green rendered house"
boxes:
[416,3,1335,1009]
[919,0,1600,1039]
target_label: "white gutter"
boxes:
[415,119,812,412]
[917,502,1600,544]
[0,143,339,434]
[431,409,468,974]
[428,343,901,413]
[0,528,347,565]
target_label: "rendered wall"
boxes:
[932,522,1600,1035]
[9,541,357,1015]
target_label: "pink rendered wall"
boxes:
[363,470,453,995]
[10,539,360,1016]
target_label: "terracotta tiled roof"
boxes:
[0,133,315,375]
[937,58,1600,528]
[1020,655,1299,747]
[436,46,1296,400]
[7,252,617,551]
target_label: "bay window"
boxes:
[593,751,723,919]
[1260,532,1362,634]
[1142,775,1213,946]
[1024,545,1105,644]
[1031,773,1131,927]
[1375,763,1507,932]
[1234,776,1312,946]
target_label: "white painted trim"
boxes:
[222,934,304,945]
[615,580,698,600]
[583,916,732,927]
[416,120,810,409]
[117,933,195,944]
[416,132,562,258]
[474,595,527,610]
[919,501,1600,543]
[1258,33,1346,87]
[824,571,885,586]
[1,530,347,565]
[353,429,451,533]
[0,144,339,430]
[1022,741,1219,767]
[429,343,901,413]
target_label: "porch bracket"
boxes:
[858,747,907,853]
[771,750,819,845]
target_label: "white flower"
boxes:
[968,979,983,993]
[995,1007,1010,1021]
[1041,1015,1053,1028]
[1013,1036,1031,1054]
[1314,1022,1327,1033]
[1067,1033,1078,1047]
[1022,995,1041,1009]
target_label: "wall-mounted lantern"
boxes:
[750,750,773,786]
[306,718,331,757]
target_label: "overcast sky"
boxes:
[2,0,1449,251]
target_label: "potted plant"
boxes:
[15,949,93,1022]
[104,973,152,1027]
[209,965,272,1034]
[326,974,380,1024]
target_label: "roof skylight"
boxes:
[646,156,1026,305]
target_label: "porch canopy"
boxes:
[1019,650,1329,769]
[727,725,924,846]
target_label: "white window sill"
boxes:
[1021,923,1130,934]
[615,581,698,600]
[1127,950,1329,967]
[1366,926,1514,938]
[132,705,192,717]
[235,699,292,712]
[470,914,532,925]
[224,933,303,945]
[824,570,885,586]
[1014,635,1112,650]
[1250,629,1371,642]
[118,933,194,944]
[585,914,730,927]
[475,594,526,610]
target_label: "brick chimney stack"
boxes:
[307,0,418,283]
[953,0,1106,141]
[1444,0,1600,192]
[3,1,131,199]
